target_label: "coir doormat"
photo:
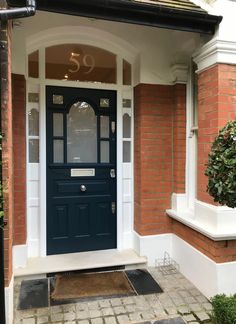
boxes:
[51,271,134,300]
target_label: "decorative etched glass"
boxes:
[46,44,117,83]
[28,50,39,78]
[123,114,131,138]
[123,141,131,163]
[28,108,39,136]
[53,95,64,105]
[67,101,97,163]
[29,139,39,163]
[53,113,64,137]
[101,141,110,163]
[100,116,109,138]
[122,99,131,108]
[53,140,64,163]
[28,93,39,103]
[100,98,110,108]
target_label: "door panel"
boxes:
[46,86,117,255]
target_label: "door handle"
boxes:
[80,185,87,192]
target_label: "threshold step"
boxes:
[14,249,147,278]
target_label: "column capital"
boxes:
[193,38,236,72]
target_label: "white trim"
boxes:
[133,231,173,266]
[167,195,236,240]
[25,26,136,257]
[5,277,14,324]
[13,245,28,268]
[133,231,236,298]
[193,38,236,72]
[26,26,138,65]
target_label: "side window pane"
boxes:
[28,51,39,78]
[53,113,64,137]
[101,141,110,163]
[28,108,39,136]
[29,139,39,163]
[123,114,131,138]
[53,140,64,163]
[100,116,109,138]
[123,141,131,163]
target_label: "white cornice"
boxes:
[171,64,189,84]
[193,38,236,72]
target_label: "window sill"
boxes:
[167,194,236,241]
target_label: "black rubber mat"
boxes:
[125,269,163,295]
[18,278,49,310]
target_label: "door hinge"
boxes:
[111,202,116,214]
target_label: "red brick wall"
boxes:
[1,21,13,287]
[173,84,186,193]
[12,74,26,245]
[134,83,186,236]
[197,64,236,204]
[172,219,236,263]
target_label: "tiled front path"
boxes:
[14,267,213,324]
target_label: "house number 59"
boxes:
[69,52,95,74]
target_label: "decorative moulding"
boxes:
[167,193,236,241]
[171,64,188,84]
[193,38,236,72]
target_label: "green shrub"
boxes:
[205,120,236,208]
[211,294,236,324]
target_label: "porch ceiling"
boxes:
[7,0,222,35]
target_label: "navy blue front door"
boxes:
[46,86,117,255]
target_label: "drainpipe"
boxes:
[0,3,36,323]
[0,0,36,20]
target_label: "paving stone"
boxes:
[76,303,89,311]
[50,305,63,314]
[129,312,142,321]
[102,307,114,316]
[91,318,104,324]
[104,316,117,324]
[36,308,50,316]
[183,314,196,322]
[117,315,130,324]
[78,320,90,324]
[189,304,202,312]
[77,311,90,320]
[99,300,111,308]
[121,296,134,305]
[195,295,208,303]
[37,316,49,324]
[141,311,155,320]
[64,321,77,324]
[165,307,178,315]
[88,302,100,310]
[184,297,196,304]
[111,299,122,307]
[113,306,126,315]
[177,306,190,315]
[125,304,136,313]
[195,311,210,321]
[51,313,64,322]
[22,319,36,324]
[89,310,102,318]
[64,312,76,321]
[63,304,76,312]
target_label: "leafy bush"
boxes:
[211,294,236,324]
[205,120,236,208]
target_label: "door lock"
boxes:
[110,169,116,178]
[111,202,116,214]
[80,185,87,192]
